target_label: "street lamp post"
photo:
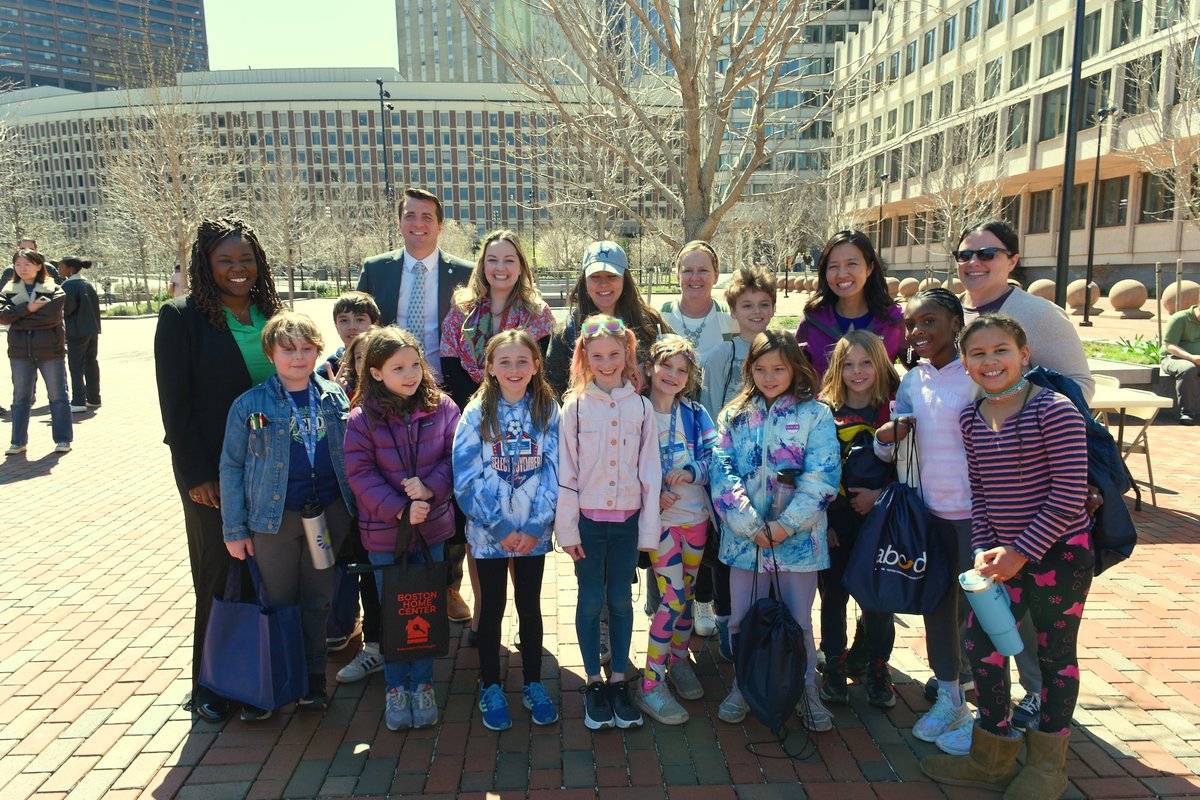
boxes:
[1081,106,1118,328]
[375,78,394,250]
[527,189,537,268]
[877,173,889,244]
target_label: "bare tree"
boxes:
[0,110,72,254]
[455,0,866,250]
[244,158,317,307]
[1116,28,1200,231]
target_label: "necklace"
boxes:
[676,303,711,345]
[983,376,1027,400]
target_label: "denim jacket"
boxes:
[219,373,356,542]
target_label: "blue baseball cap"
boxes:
[582,240,628,278]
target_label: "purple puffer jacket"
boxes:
[796,303,906,379]
[344,393,461,553]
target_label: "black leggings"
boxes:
[968,537,1093,736]
[477,555,546,687]
[820,521,895,661]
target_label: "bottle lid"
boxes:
[958,569,993,592]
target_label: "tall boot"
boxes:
[921,723,1022,791]
[1003,727,1070,800]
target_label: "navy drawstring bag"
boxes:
[736,559,808,735]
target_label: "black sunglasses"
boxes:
[953,247,1012,263]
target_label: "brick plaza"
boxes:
[0,299,1198,799]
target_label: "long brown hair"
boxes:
[353,326,441,419]
[726,330,820,416]
[452,229,543,316]
[471,329,558,442]
[566,268,667,348]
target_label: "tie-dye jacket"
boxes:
[711,393,841,573]
[452,393,560,560]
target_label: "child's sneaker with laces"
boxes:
[385,687,412,731]
[866,658,897,708]
[635,682,688,725]
[411,682,438,729]
[715,616,734,662]
[718,682,748,723]
[581,680,614,730]
[935,718,974,755]
[522,682,559,726]
[819,651,849,704]
[607,680,643,729]
[667,658,703,700]
[692,601,716,637]
[479,683,512,731]
[337,642,384,683]
[914,688,973,742]
[799,683,833,732]
[1011,691,1041,729]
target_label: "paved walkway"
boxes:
[1,299,1198,800]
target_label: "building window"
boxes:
[1082,11,1102,60]
[987,0,1005,29]
[1080,71,1113,129]
[1040,28,1064,77]
[903,100,915,132]
[1015,0,1034,12]
[920,91,934,125]
[1069,184,1089,229]
[1011,44,1031,89]
[1039,86,1069,141]
[1155,0,1187,30]
[905,40,917,75]
[1122,52,1161,114]
[923,28,937,65]
[1028,188,1053,233]
[897,215,911,244]
[984,57,1004,99]
[887,108,898,136]
[964,1,980,40]
[1098,176,1130,226]
[1112,0,1143,47]
[1002,195,1022,229]
[942,16,957,53]
[1140,172,1174,222]
[940,81,955,118]
[889,51,900,80]
[961,69,977,107]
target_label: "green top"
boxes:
[1164,305,1200,358]
[223,305,276,385]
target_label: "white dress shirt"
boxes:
[397,248,442,378]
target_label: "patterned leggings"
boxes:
[966,536,1093,736]
[643,521,708,689]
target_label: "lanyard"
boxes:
[660,398,679,479]
[285,382,320,501]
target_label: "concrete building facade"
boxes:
[832,0,1200,285]
[0,0,207,92]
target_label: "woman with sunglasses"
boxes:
[796,230,908,380]
[955,220,1094,403]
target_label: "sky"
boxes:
[204,0,399,71]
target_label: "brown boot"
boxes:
[1003,727,1070,800]
[921,724,1022,791]
[447,588,472,623]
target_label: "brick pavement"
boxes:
[0,299,1198,800]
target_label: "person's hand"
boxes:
[407,500,431,524]
[499,531,538,555]
[975,545,1028,582]
[226,539,254,560]
[847,486,882,516]
[665,469,693,487]
[1085,484,1104,516]
[28,295,50,310]
[828,527,840,548]
[188,480,220,509]
[563,543,586,561]
[402,476,432,500]
[876,418,913,444]
[660,490,679,511]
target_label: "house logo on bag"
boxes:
[407,616,431,645]
[876,544,927,579]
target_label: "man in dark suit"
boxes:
[356,186,475,624]
[356,187,472,380]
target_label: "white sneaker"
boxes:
[54,442,72,453]
[914,688,973,742]
[936,718,975,755]
[798,683,833,732]
[337,642,383,683]
[718,683,748,724]
[635,682,688,725]
[5,444,26,456]
[692,601,716,638]
[70,405,87,414]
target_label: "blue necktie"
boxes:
[405,261,426,336]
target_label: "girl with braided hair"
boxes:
[154,217,283,722]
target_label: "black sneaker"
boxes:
[298,675,328,711]
[819,651,849,704]
[844,626,868,681]
[866,659,897,708]
[607,680,643,729]
[581,680,614,730]
[240,704,272,722]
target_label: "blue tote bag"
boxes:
[199,556,308,710]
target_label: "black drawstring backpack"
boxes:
[735,555,807,736]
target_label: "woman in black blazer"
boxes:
[58,257,102,411]
[154,218,284,722]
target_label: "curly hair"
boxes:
[647,334,703,400]
[188,217,283,330]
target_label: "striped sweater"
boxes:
[959,388,1089,562]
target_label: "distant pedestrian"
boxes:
[169,264,187,298]
[2,248,72,455]
[154,217,284,723]
[58,257,102,413]
[1161,302,1200,424]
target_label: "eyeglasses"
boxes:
[581,317,627,338]
[953,247,1012,263]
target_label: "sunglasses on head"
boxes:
[953,247,1012,263]
[655,343,697,367]
[581,317,627,338]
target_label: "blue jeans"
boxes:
[9,357,71,447]
[574,513,640,677]
[369,543,445,690]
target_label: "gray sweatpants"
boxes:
[1162,355,1200,419]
